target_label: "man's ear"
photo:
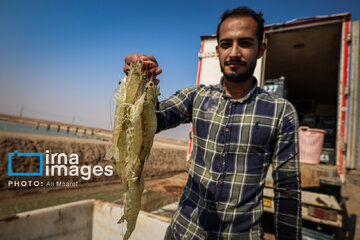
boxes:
[216,45,219,57]
[257,42,267,59]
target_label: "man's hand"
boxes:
[124,54,162,85]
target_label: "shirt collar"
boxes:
[218,77,259,102]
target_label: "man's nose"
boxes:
[229,44,241,57]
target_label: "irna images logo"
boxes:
[8,150,43,176]
[8,150,114,180]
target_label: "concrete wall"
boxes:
[0,199,170,240]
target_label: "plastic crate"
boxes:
[299,126,326,164]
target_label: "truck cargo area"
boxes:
[264,21,343,154]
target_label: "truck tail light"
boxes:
[308,206,337,221]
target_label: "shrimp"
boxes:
[138,81,159,162]
[105,59,143,162]
[106,59,158,240]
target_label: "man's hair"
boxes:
[216,6,265,47]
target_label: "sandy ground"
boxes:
[145,172,188,198]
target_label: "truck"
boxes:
[189,12,360,238]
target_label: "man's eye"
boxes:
[221,43,231,48]
[240,42,252,47]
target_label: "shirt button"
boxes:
[225,127,230,132]
[222,152,226,157]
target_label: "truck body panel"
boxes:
[348,20,360,169]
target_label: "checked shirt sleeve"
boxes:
[272,102,302,240]
[156,86,197,133]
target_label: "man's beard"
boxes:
[220,58,257,83]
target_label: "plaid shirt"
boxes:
[156,78,302,240]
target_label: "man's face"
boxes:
[216,16,266,83]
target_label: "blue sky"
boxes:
[1,0,359,140]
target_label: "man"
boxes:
[124,6,301,240]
